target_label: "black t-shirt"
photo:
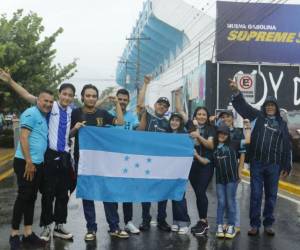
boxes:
[187,122,215,161]
[145,111,169,132]
[71,108,115,164]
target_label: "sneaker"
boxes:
[157,220,171,232]
[264,227,275,236]
[235,226,241,234]
[225,225,236,239]
[109,230,129,239]
[40,225,52,241]
[125,221,140,234]
[178,226,189,235]
[139,221,150,231]
[22,232,47,247]
[191,221,202,234]
[171,224,179,232]
[84,230,96,241]
[193,221,209,236]
[248,227,259,236]
[216,224,225,238]
[9,235,20,250]
[53,224,73,240]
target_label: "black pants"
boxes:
[189,161,214,220]
[40,149,70,227]
[12,158,43,230]
[141,201,168,223]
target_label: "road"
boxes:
[0,174,300,250]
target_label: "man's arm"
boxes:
[281,123,292,177]
[19,128,36,181]
[136,110,147,131]
[110,96,124,125]
[136,75,151,114]
[0,69,37,104]
[229,78,260,121]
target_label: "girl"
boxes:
[167,112,191,234]
[214,122,250,239]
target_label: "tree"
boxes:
[0,9,77,112]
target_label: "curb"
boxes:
[242,169,300,197]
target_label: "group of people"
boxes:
[0,69,292,250]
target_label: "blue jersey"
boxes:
[110,110,139,130]
[15,106,48,164]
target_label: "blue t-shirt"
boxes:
[109,110,139,130]
[15,106,48,164]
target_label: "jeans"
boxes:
[250,161,280,228]
[189,161,214,220]
[82,200,97,232]
[141,200,168,223]
[172,194,190,227]
[216,181,238,226]
[224,183,241,227]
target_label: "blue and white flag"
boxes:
[76,127,194,202]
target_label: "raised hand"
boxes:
[0,68,12,84]
[228,78,239,93]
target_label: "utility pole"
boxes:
[118,60,135,85]
[126,34,150,89]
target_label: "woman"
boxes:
[175,89,215,236]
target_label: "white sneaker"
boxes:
[125,221,140,234]
[40,225,52,241]
[53,224,73,240]
[178,226,189,235]
[171,224,179,232]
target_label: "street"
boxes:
[0,174,299,250]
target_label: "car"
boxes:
[282,109,300,160]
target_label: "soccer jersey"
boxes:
[145,111,168,132]
[47,101,72,152]
[110,110,139,130]
[15,106,48,164]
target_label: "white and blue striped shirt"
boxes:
[47,101,72,152]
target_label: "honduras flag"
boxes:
[76,127,194,202]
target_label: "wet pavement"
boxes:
[0,173,300,250]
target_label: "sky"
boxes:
[1,0,299,93]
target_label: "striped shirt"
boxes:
[47,101,72,152]
[214,144,239,184]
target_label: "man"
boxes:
[0,68,76,241]
[70,84,124,241]
[229,79,291,236]
[9,90,54,250]
[97,88,140,236]
[136,76,171,232]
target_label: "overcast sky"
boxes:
[1,0,299,92]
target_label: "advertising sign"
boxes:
[216,1,300,64]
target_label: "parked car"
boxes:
[281,109,300,160]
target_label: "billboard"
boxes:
[216,1,300,64]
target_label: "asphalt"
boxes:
[0,173,300,250]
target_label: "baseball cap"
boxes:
[156,97,170,107]
[217,124,230,135]
[218,110,233,119]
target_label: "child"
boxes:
[214,123,250,239]
[167,112,191,234]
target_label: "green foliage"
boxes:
[0,9,77,111]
